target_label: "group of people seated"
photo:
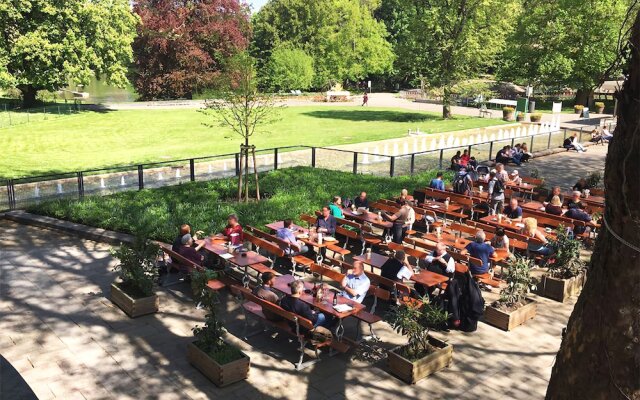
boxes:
[495,143,532,166]
[590,125,613,143]
[450,150,479,171]
[563,133,587,153]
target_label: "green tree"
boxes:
[263,46,314,91]
[252,0,394,88]
[498,0,637,106]
[0,0,138,107]
[389,0,518,118]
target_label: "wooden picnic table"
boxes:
[562,192,605,205]
[264,221,331,248]
[410,270,449,288]
[421,232,509,263]
[479,215,554,239]
[353,253,389,271]
[198,238,269,286]
[342,208,393,229]
[419,200,463,213]
[272,274,365,341]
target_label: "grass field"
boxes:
[1,106,506,178]
[28,167,448,243]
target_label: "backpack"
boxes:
[493,178,504,194]
[453,172,471,195]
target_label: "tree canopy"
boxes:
[263,46,315,91]
[498,0,637,104]
[0,0,138,107]
[132,0,250,100]
[251,0,394,89]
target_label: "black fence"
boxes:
[1,125,609,212]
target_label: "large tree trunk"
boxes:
[574,88,594,108]
[18,84,38,108]
[442,85,453,119]
[545,11,640,400]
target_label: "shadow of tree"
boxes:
[303,109,442,123]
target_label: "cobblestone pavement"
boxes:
[0,218,588,400]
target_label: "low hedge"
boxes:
[28,167,448,243]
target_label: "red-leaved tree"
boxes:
[132,0,250,100]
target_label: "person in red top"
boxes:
[460,149,470,167]
[221,214,243,245]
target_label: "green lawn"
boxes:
[28,167,450,243]
[1,106,506,178]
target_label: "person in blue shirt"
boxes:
[316,206,337,235]
[429,172,446,191]
[277,219,309,255]
[502,198,523,222]
[340,261,370,303]
[462,230,495,274]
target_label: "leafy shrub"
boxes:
[497,256,535,308]
[530,113,542,122]
[594,101,605,109]
[574,105,584,112]
[28,167,442,243]
[547,225,585,279]
[503,106,514,112]
[111,237,159,298]
[263,46,314,91]
[586,171,602,188]
[385,298,448,361]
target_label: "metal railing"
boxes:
[1,125,607,212]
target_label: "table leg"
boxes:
[242,266,250,288]
[335,318,345,342]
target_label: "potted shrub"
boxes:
[110,238,160,318]
[188,270,250,387]
[574,104,584,115]
[594,101,605,113]
[385,298,451,384]
[516,112,525,122]
[484,256,537,331]
[530,113,542,122]
[586,171,602,189]
[539,226,586,302]
[502,106,515,121]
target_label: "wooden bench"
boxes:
[237,286,349,370]
[158,243,226,294]
[246,227,315,276]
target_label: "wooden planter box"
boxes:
[387,336,453,384]
[110,282,158,318]
[187,342,250,387]
[539,272,585,302]
[483,298,537,331]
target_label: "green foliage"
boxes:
[530,113,543,122]
[594,101,605,109]
[452,81,496,103]
[574,105,585,111]
[28,167,442,243]
[110,237,159,298]
[264,47,314,91]
[547,225,585,279]
[191,269,220,305]
[498,0,637,92]
[499,256,535,307]
[0,0,138,106]
[385,297,448,360]
[252,0,394,88]
[503,107,515,112]
[586,171,602,188]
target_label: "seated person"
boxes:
[573,178,589,192]
[519,143,532,162]
[566,191,586,210]
[450,151,462,171]
[462,230,495,275]
[460,150,470,167]
[277,219,309,255]
[601,126,613,141]
[429,172,446,191]
[502,198,523,222]
[511,145,524,165]
[565,208,592,234]
[564,133,586,152]
[316,206,337,236]
[381,250,413,283]
[280,280,331,329]
[419,242,455,277]
[329,196,344,218]
[522,217,553,256]
[590,128,604,143]
[545,196,564,216]
[353,191,369,209]
[398,188,414,204]
[221,214,243,245]
[544,186,564,205]
[172,224,192,253]
[252,272,282,321]
[340,261,370,303]
[495,146,514,165]
[468,156,479,170]
[178,234,205,265]
[490,228,510,250]
[509,170,522,185]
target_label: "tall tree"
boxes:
[498,0,637,106]
[545,7,640,399]
[0,0,138,107]
[201,53,283,202]
[251,0,394,89]
[132,0,250,100]
[391,0,518,118]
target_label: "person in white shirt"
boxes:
[420,242,455,276]
[381,250,414,282]
[340,261,370,304]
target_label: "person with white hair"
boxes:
[462,230,495,274]
[509,170,522,185]
[280,280,331,329]
[177,234,205,265]
[566,191,586,210]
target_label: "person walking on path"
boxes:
[362,92,369,106]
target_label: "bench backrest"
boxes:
[310,263,345,283]
[239,287,314,331]
[522,177,544,187]
[243,231,287,258]
[522,210,584,228]
[335,225,361,240]
[160,244,203,272]
[299,214,317,226]
[335,217,362,230]
[364,271,411,295]
[248,225,303,253]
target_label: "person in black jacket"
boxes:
[280,280,331,329]
[353,191,369,209]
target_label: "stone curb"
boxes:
[2,210,135,246]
